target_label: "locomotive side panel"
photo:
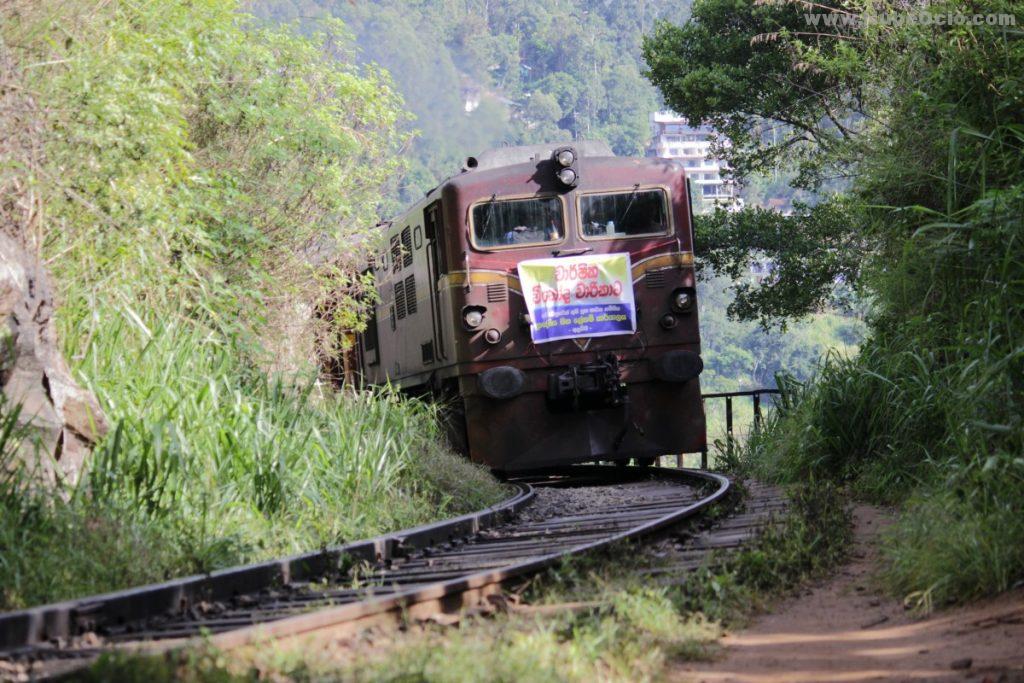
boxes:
[363,198,440,387]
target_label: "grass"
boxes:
[0,310,506,610]
[743,178,1024,609]
[743,179,1024,607]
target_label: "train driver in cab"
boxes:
[501,208,563,245]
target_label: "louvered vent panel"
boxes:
[401,227,413,268]
[646,270,667,288]
[486,282,508,303]
[404,275,417,315]
[394,282,407,320]
[390,236,402,272]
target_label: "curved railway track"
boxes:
[0,466,730,678]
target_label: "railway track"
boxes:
[0,465,735,678]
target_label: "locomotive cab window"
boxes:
[579,188,670,239]
[471,195,565,249]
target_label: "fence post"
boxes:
[753,392,762,431]
[725,395,734,460]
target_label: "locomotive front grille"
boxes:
[645,270,667,288]
[486,282,508,302]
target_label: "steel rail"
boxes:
[0,481,536,655]
[0,466,729,670]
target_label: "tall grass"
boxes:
[0,309,505,610]
[747,126,1024,607]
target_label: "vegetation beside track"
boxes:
[645,0,1024,609]
[0,0,505,612]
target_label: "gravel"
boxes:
[515,479,699,525]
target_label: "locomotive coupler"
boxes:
[546,354,628,412]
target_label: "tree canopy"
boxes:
[253,0,694,204]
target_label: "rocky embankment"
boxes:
[1,44,106,483]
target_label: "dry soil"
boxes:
[675,505,1024,683]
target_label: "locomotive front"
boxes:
[435,143,706,470]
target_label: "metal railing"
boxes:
[679,388,783,469]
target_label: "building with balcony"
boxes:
[646,112,743,212]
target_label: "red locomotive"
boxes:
[354,142,706,471]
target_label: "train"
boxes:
[352,141,706,471]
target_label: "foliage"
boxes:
[699,281,863,390]
[646,0,1024,606]
[643,0,867,190]
[697,271,864,448]
[697,202,865,328]
[0,0,504,610]
[252,1,694,204]
[7,0,408,366]
[644,0,874,325]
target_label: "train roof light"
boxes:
[552,146,579,188]
[556,167,578,186]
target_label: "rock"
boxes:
[0,233,108,484]
[860,614,889,629]
[950,657,973,670]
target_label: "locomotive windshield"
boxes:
[472,195,565,248]
[579,188,670,239]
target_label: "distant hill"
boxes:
[252,1,692,206]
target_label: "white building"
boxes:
[646,111,742,212]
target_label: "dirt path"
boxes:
[675,505,1024,683]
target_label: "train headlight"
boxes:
[484,329,501,345]
[463,307,485,329]
[552,146,579,187]
[556,167,577,186]
[671,289,694,313]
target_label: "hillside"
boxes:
[252,0,691,205]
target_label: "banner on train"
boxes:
[517,252,635,343]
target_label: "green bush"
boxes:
[749,176,1024,606]
[0,1,504,610]
[648,0,1024,608]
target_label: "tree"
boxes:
[643,0,867,189]
[697,202,864,328]
[642,0,875,326]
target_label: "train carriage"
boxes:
[355,142,706,471]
